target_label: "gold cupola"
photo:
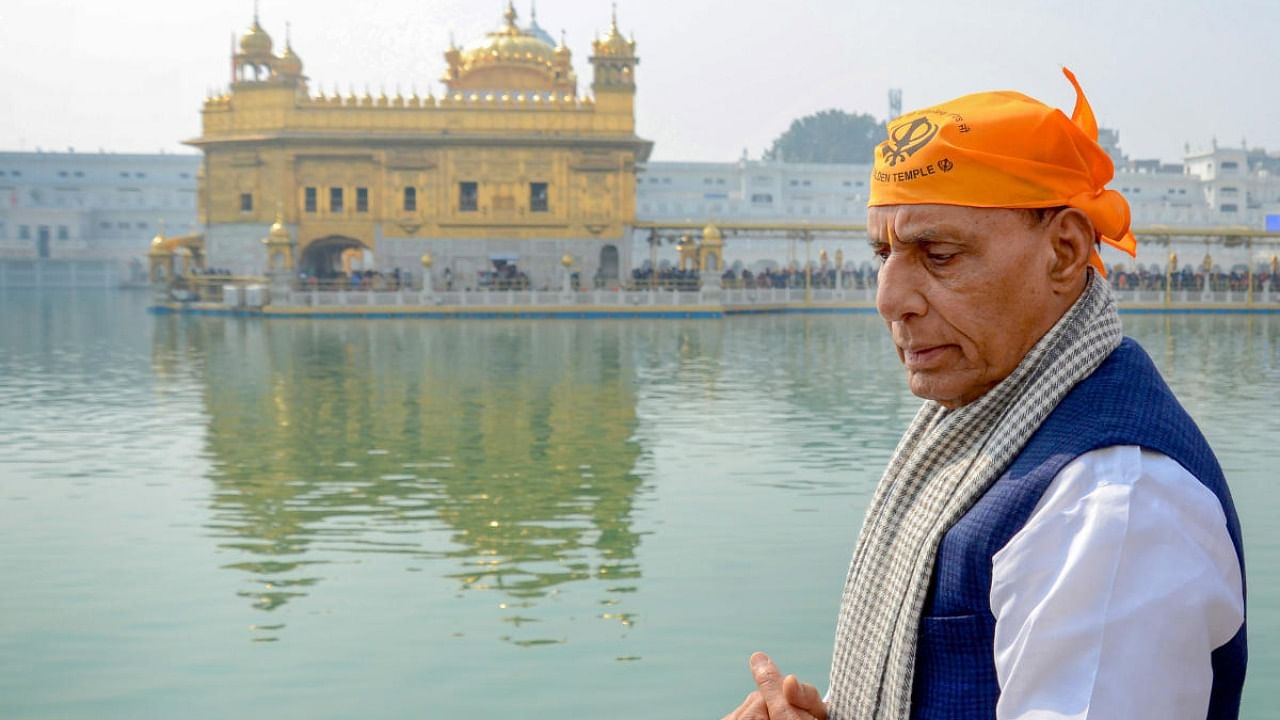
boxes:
[275,24,304,80]
[267,214,289,243]
[443,1,573,95]
[239,18,273,58]
[591,6,636,58]
[276,45,302,76]
[234,10,277,83]
[589,5,638,97]
[149,229,171,256]
[262,209,294,274]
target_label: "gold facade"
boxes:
[188,3,651,280]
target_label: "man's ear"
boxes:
[1045,208,1095,291]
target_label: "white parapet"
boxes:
[243,285,268,308]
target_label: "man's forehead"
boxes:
[867,205,983,243]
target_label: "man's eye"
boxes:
[928,252,956,264]
[873,246,890,261]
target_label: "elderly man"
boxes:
[724,70,1246,720]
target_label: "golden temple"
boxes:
[184,2,651,289]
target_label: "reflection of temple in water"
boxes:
[151,315,645,640]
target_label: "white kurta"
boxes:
[989,445,1245,720]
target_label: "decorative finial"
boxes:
[285,20,291,48]
[504,0,517,28]
[611,2,619,31]
[253,0,260,25]
[558,29,567,48]
[530,0,538,22]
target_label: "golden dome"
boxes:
[702,224,723,245]
[239,20,273,56]
[264,210,290,245]
[276,43,303,76]
[444,2,577,94]
[149,231,171,256]
[465,30,555,66]
[458,2,556,70]
[592,8,635,57]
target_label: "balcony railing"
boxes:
[159,269,1280,311]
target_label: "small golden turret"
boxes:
[592,5,636,57]
[239,20,273,57]
[276,33,304,78]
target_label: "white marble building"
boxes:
[0,151,200,284]
[634,139,1280,274]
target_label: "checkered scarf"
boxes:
[826,271,1122,720]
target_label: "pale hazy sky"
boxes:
[1,0,1276,164]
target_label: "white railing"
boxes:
[1110,287,1278,305]
[271,284,1279,311]
[276,288,727,308]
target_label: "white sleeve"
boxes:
[989,445,1243,720]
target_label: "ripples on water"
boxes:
[1,291,1277,719]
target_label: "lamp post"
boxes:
[147,228,173,303]
[1246,239,1255,306]
[1165,250,1177,307]
[1271,254,1279,303]
[699,223,725,299]
[802,229,814,304]
[420,252,433,295]
[561,252,574,297]
[647,230,659,290]
[835,248,844,292]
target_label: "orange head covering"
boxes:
[868,68,1136,275]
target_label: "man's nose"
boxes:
[876,255,927,322]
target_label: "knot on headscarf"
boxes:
[868,68,1136,275]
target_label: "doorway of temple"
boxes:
[598,244,620,287]
[299,236,369,280]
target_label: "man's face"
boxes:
[869,204,1062,409]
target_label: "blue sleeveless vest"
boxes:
[909,338,1247,719]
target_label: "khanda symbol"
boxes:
[881,116,940,167]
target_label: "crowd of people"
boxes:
[1109,265,1280,293]
[628,266,702,290]
[627,264,882,291]
[297,268,410,291]
[721,265,878,290]
[176,259,1280,299]
[189,267,236,277]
